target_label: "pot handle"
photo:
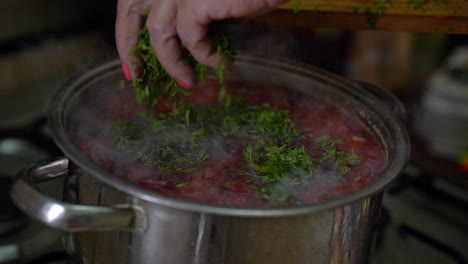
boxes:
[356,81,408,124]
[10,157,143,232]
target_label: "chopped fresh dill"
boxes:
[109,104,360,202]
[118,79,126,90]
[244,145,316,184]
[407,0,448,9]
[293,0,302,13]
[365,5,386,29]
[111,17,361,204]
[352,7,361,13]
[314,136,359,174]
[109,93,299,177]
[362,0,448,29]
[129,20,237,106]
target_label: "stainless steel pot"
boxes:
[11,56,410,264]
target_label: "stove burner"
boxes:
[0,176,28,236]
[389,170,468,214]
[399,224,466,264]
[25,251,70,264]
[0,118,62,158]
[0,119,66,263]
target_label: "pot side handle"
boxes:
[10,157,143,232]
[356,81,408,125]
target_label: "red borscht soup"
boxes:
[72,80,387,208]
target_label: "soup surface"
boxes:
[72,80,387,208]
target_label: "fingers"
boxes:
[146,0,195,87]
[176,0,288,70]
[117,0,288,85]
[176,7,218,69]
[116,0,149,80]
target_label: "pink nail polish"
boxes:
[121,61,132,81]
[176,79,190,90]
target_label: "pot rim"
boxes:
[47,56,410,217]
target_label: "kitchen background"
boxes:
[0,0,467,263]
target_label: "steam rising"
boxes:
[67,64,386,208]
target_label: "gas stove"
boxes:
[373,164,468,264]
[0,119,68,264]
[0,1,116,261]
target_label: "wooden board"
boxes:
[256,10,468,34]
[280,0,468,17]
[255,0,468,34]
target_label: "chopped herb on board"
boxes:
[407,0,448,9]
[362,0,451,29]
[365,3,387,29]
[293,0,302,13]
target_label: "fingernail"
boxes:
[176,79,190,90]
[121,61,132,81]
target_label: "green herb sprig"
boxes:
[109,94,298,175]
[244,145,316,184]
[110,105,360,203]
[130,21,237,106]
[315,136,359,173]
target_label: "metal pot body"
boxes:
[64,168,382,264]
[11,56,409,264]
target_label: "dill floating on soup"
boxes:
[73,23,387,208]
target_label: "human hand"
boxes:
[116,0,288,88]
